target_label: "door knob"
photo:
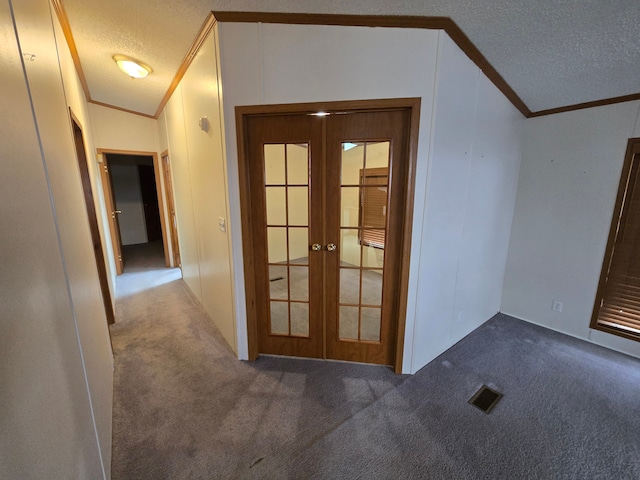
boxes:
[311,243,322,251]
[114,210,122,214]
[326,243,337,252]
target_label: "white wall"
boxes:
[52,7,117,298]
[159,28,237,352]
[217,23,523,373]
[410,34,524,372]
[89,103,160,153]
[109,162,148,245]
[1,0,112,477]
[502,100,640,358]
[162,85,202,297]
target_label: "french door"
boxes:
[239,100,417,368]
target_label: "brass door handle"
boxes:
[326,243,337,252]
[311,243,322,251]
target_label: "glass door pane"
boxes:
[264,143,311,337]
[338,141,390,343]
[246,105,412,367]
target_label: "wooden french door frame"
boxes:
[69,110,115,326]
[96,149,170,274]
[98,154,123,274]
[237,98,420,373]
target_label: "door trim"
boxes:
[70,110,115,326]
[96,148,170,273]
[161,150,181,268]
[236,98,421,373]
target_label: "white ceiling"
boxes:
[61,0,640,117]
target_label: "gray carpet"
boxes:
[121,240,167,272]
[111,246,640,479]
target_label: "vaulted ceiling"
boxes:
[59,0,640,118]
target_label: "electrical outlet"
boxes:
[552,300,563,313]
[218,217,226,232]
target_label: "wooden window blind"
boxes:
[359,167,388,249]
[591,138,640,341]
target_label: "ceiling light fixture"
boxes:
[112,54,152,79]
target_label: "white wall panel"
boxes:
[410,33,480,370]
[1,0,111,477]
[162,85,202,300]
[159,28,237,351]
[216,22,263,359]
[13,0,113,475]
[502,100,640,358]
[52,15,117,298]
[158,110,169,153]
[410,34,523,372]
[452,74,523,339]
[89,103,159,153]
[179,30,237,351]
[259,24,437,105]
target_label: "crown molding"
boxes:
[50,6,640,120]
[529,93,640,118]
[212,12,532,117]
[88,100,156,119]
[153,13,216,118]
[50,0,91,100]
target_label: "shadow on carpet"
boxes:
[111,277,640,479]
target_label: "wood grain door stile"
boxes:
[325,109,410,366]
[99,156,124,274]
[246,113,324,358]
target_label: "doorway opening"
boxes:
[97,149,172,275]
[237,98,420,372]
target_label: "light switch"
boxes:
[199,116,209,132]
[218,217,226,232]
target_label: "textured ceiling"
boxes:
[61,0,640,117]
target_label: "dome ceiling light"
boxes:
[112,54,152,79]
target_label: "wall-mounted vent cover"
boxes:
[468,385,502,414]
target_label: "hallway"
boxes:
[109,245,407,479]
[109,246,640,479]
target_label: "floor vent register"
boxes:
[468,385,503,414]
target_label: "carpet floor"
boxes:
[110,245,640,479]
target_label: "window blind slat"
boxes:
[359,167,389,249]
[594,146,640,340]
[597,319,640,335]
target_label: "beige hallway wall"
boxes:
[159,27,237,352]
[1,0,114,477]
